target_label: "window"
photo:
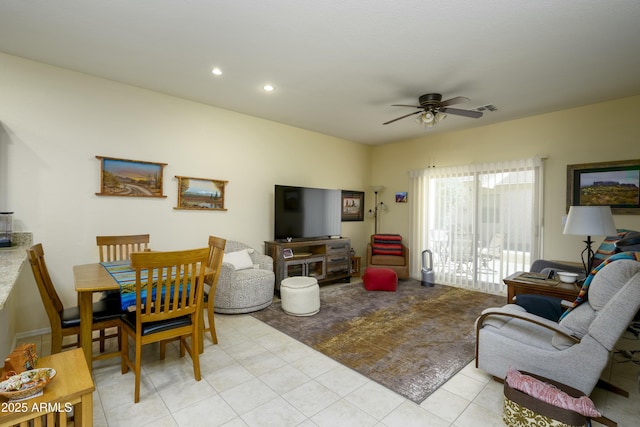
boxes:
[410,158,544,294]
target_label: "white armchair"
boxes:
[475,255,640,396]
[214,241,275,314]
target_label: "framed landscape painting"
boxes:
[96,156,166,198]
[175,176,228,211]
[567,159,640,214]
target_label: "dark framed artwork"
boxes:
[567,159,640,214]
[96,156,166,198]
[341,190,365,221]
[175,176,228,211]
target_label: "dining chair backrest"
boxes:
[129,247,209,324]
[27,243,64,326]
[96,234,150,262]
[203,236,226,343]
[206,236,226,287]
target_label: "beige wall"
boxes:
[0,53,372,333]
[371,95,640,263]
[3,50,640,336]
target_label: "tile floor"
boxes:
[17,285,640,427]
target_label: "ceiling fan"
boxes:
[383,93,483,127]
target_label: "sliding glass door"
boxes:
[411,158,543,294]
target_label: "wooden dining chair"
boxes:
[27,243,122,360]
[96,234,150,262]
[96,234,150,350]
[121,247,209,403]
[203,236,226,344]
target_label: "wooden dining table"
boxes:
[73,263,120,372]
[73,262,212,372]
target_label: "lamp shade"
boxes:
[563,206,617,237]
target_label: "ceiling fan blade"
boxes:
[383,110,422,125]
[440,96,470,107]
[440,107,483,118]
[391,104,421,108]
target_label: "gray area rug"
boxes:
[250,279,505,403]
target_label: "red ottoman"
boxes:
[363,267,397,291]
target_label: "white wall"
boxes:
[371,95,640,264]
[0,53,373,333]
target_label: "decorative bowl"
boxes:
[0,368,56,400]
[556,271,579,284]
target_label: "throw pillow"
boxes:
[372,234,403,256]
[616,231,640,252]
[515,294,564,321]
[373,234,402,244]
[372,243,403,256]
[223,249,254,270]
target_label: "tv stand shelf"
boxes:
[291,252,313,259]
[265,238,351,295]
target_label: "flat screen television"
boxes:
[274,185,342,241]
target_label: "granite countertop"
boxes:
[0,233,33,310]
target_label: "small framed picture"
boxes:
[283,248,294,258]
[175,176,228,211]
[396,192,408,203]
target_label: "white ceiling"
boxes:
[1,1,640,145]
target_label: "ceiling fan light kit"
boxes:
[384,93,483,127]
[415,111,446,128]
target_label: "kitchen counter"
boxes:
[0,232,32,310]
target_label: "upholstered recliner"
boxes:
[214,240,275,314]
[366,234,410,279]
[475,254,640,396]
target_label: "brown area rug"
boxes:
[250,279,505,403]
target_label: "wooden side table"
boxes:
[503,271,580,303]
[350,256,361,278]
[0,348,95,427]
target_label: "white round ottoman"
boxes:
[280,276,320,316]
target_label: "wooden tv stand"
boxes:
[265,238,351,295]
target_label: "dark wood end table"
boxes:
[350,256,361,278]
[503,271,581,303]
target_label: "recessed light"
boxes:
[263,84,274,92]
[211,68,222,76]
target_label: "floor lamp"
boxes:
[368,185,385,234]
[563,206,617,274]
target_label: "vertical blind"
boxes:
[409,157,544,294]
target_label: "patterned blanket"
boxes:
[559,251,640,320]
[101,260,185,311]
